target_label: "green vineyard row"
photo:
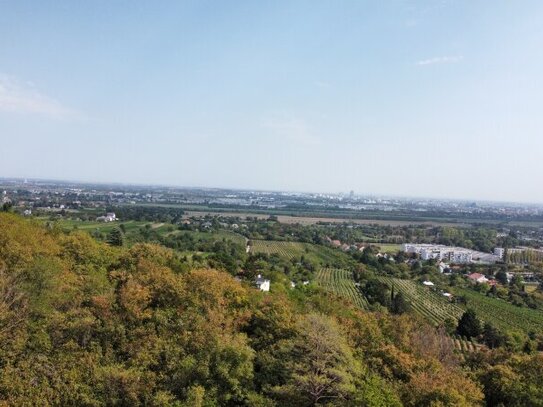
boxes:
[316,268,369,310]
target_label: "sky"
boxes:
[1,1,543,203]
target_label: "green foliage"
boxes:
[107,227,125,246]
[270,314,362,405]
[482,322,507,349]
[0,213,520,406]
[457,309,482,340]
[390,291,410,315]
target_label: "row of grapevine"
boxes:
[316,268,369,310]
[250,240,354,267]
[376,277,543,335]
[453,288,543,334]
[250,240,307,259]
[375,276,464,326]
[450,335,481,352]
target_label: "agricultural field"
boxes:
[452,287,543,334]
[316,268,369,310]
[375,243,401,253]
[46,219,153,234]
[376,276,543,335]
[250,240,354,268]
[375,276,464,326]
[178,230,247,246]
[450,335,481,353]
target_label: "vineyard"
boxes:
[450,336,481,353]
[250,240,354,267]
[375,276,464,325]
[316,268,369,310]
[375,277,543,335]
[453,287,543,334]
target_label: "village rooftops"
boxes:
[467,273,488,284]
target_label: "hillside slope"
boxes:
[0,213,537,406]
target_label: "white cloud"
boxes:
[0,74,83,120]
[416,55,464,66]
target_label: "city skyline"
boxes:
[1,1,543,202]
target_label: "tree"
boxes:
[272,314,362,405]
[457,309,482,339]
[496,270,508,285]
[390,291,409,315]
[363,279,391,308]
[107,227,124,246]
[510,274,523,290]
[483,322,505,348]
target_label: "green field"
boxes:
[375,243,401,253]
[250,240,354,267]
[49,219,153,233]
[375,276,464,325]
[316,268,369,310]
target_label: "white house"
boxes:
[438,261,450,273]
[96,212,117,222]
[255,275,270,292]
[422,280,435,287]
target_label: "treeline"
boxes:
[109,205,185,223]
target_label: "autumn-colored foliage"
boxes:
[3,213,534,406]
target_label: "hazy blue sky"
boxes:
[1,1,542,202]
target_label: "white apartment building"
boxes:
[402,244,473,264]
[494,247,505,259]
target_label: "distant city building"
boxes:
[494,247,505,259]
[403,244,474,264]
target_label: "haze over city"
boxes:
[1,1,543,202]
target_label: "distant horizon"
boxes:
[1,1,543,203]
[2,175,543,207]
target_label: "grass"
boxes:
[375,243,401,254]
[48,219,149,233]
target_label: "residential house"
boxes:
[255,275,270,292]
[467,273,488,284]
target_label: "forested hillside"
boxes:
[0,213,541,406]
